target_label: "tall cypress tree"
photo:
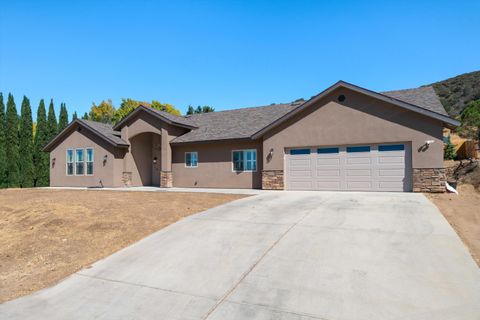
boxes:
[34,99,49,187]
[58,102,69,131]
[0,93,6,188]
[5,93,20,187]
[72,111,78,120]
[46,99,58,143]
[19,96,34,187]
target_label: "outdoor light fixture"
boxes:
[153,157,158,164]
[103,155,108,161]
[269,148,274,157]
[52,158,56,167]
[425,140,435,146]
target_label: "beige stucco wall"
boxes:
[172,140,263,189]
[263,87,444,171]
[49,128,125,187]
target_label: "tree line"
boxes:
[0,93,70,188]
[81,99,215,124]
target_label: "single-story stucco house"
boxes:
[43,81,460,192]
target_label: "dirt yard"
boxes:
[427,184,480,267]
[0,189,247,303]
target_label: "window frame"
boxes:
[378,144,405,152]
[86,148,94,176]
[317,147,339,154]
[290,148,311,155]
[66,149,74,176]
[346,146,371,153]
[232,149,257,172]
[185,151,198,168]
[75,148,85,176]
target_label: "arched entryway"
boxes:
[128,132,162,186]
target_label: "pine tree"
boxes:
[444,136,457,160]
[5,93,20,187]
[46,99,58,142]
[82,112,89,120]
[58,102,69,131]
[19,96,34,187]
[0,93,6,188]
[34,99,49,187]
[72,111,78,120]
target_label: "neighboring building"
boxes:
[43,81,459,192]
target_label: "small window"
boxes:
[347,146,370,153]
[86,148,94,175]
[66,149,74,176]
[232,150,256,172]
[185,152,198,168]
[317,147,339,154]
[379,144,404,152]
[290,149,310,155]
[75,149,84,175]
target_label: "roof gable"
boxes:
[43,119,128,152]
[251,81,459,139]
[112,105,197,131]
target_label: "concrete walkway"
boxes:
[2,192,480,319]
[45,186,269,195]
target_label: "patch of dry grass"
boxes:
[426,184,480,267]
[0,189,247,303]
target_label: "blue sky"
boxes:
[1,0,479,118]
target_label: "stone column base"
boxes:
[160,171,173,188]
[262,170,284,190]
[122,172,132,187]
[412,168,446,193]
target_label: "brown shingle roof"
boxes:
[381,86,448,116]
[171,103,299,143]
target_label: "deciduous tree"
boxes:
[89,99,115,123]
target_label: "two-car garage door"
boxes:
[285,143,411,192]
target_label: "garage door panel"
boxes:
[286,143,411,192]
[316,169,340,176]
[347,181,373,189]
[346,169,372,176]
[379,156,404,164]
[316,158,340,165]
[316,181,341,190]
[346,157,371,165]
[378,169,404,177]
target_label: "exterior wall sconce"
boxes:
[153,157,158,164]
[266,148,274,163]
[52,158,56,168]
[103,155,108,166]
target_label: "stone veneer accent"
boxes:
[262,170,284,190]
[122,172,132,187]
[412,168,446,193]
[160,171,173,188]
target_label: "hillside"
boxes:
[429,70,480,116]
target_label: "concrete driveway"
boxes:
[2,192,479,319]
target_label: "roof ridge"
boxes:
[186,102,296,118]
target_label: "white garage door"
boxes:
[285,144,411,192]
